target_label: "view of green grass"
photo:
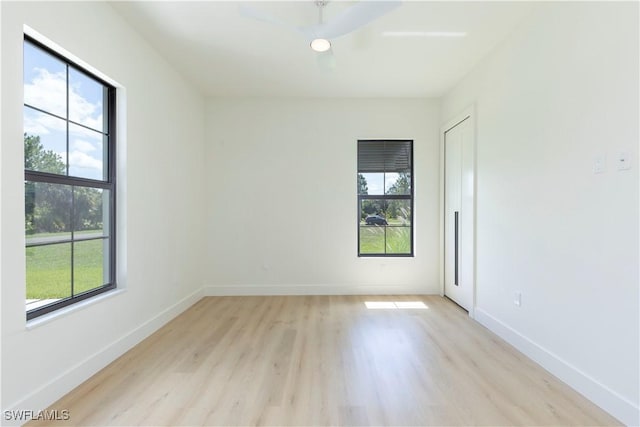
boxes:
[359,225,411,254]
[26,237,105,299]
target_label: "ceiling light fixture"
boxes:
[382,31,467,38]
[310,38,331,52]
[310,1,331,53]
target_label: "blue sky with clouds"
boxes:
[24,41,106,181]
[360,172,405,195]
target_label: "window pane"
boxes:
[24,106,67,174]
[74,239,107,295]
[359,225,385,254]
[386,199,411,225]
[26,243,71,300]
[362,199,412,225]
[359,198,412,255]
[69,67,106,133]
[385,172,411,195]
[386,227,411,254]
[23,41,67,118]
[359,173,384,195]
[69,123,104,180]
[25,181,72,244]
[361,199,388,222]
[74,187,109,237]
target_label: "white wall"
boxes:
[1,1,206,418]
[204,98,440,295]
[441,3,639,425]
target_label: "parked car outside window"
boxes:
[365,214,388,226]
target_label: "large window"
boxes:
[358,140,413,256]
[24,36,116,319]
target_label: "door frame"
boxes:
[440,105,477,318]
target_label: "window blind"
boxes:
[358,140,412,173]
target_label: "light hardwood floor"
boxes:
[29,295,620,426]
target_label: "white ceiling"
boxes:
[110,1,537,98]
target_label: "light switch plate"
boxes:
[617,151,631,170]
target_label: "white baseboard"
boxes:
[475,308,639,427]
[203,283,434,296]
[3,288,203,426]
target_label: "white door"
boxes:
[444,117,474,311]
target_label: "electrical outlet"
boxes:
[514,292,522,307]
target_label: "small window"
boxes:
[358,140,413,256]
[24,36,117,319]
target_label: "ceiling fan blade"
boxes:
[302,0,401,41]
[238,4,304,35]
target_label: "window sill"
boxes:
[26,288,126,330]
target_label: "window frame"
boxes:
[357,139,414,257]
[24,35,117,320]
